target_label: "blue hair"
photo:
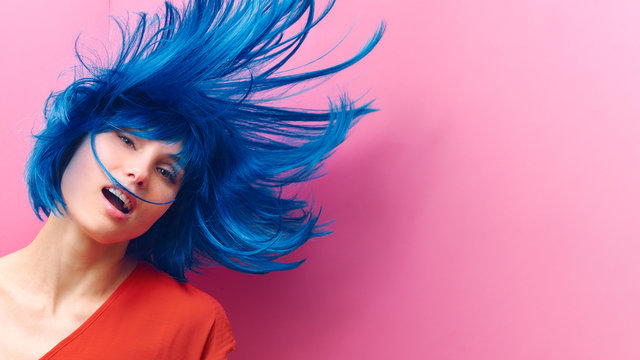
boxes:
[25,0,384,281]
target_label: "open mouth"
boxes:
[102,187,133,214]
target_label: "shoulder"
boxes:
[45,261,236,359]
[127,261,229,321]
[108,261,236,358]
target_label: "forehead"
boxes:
[103,113,189,144]
[136,133,183,153]
[117,126,181,147]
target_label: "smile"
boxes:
[102,186,137,214]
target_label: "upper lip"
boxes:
[104,184,138,213]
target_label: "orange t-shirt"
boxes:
[40,261,236,360]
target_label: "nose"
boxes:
[126,167,149,187]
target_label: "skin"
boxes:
[0,131,183,360]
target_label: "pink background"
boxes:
[4,0,640,359]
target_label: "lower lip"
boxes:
[102,191,132,221]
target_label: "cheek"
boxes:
[93,133,124,167]
[150,204,173,225]
[130,203,173,235]
[60,139,102,207]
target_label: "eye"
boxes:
[117,132,136,148]
[157,167,177,184]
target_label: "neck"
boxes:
[6,214,137,313]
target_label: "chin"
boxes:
[79,223,145,246]
[87,233,135,246]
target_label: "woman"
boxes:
[0,0,383,358]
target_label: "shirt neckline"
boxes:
[39,261,142,360]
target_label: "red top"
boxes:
[40,262,236,360]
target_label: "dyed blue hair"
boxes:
[25,0,384,281]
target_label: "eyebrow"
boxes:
[165,153,186,173]
[166,153,181,162]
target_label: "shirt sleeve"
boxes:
[200,300,236,360]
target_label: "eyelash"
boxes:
[118,133,135,148]
[116,131,177,184]
[157,167,177,183]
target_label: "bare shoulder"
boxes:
[0,252,22,298]
[0,253,15,305]
[0,251,19,273]
[0,253,49,360]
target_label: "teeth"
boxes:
[108,187,132,211]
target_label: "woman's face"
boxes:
[60,130,184,244]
